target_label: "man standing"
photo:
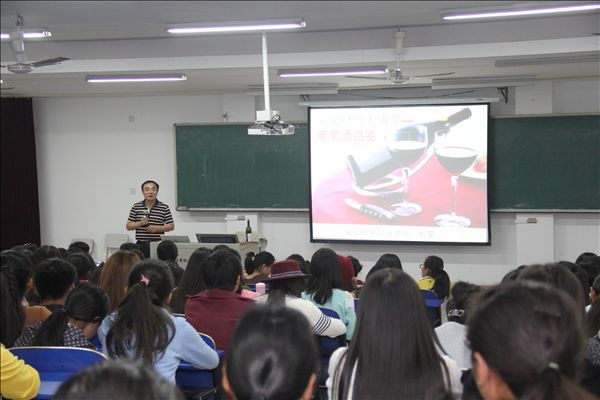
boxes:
[126,180,174,258]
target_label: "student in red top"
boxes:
[184,249,255,350]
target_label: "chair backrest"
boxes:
[176,332,222,400]
[421,290,444,328]
[9,346,107,399]
[421,289,444,307]
[317,308,347,353]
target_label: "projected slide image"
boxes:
[309,104,489,244]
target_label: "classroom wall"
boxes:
[32,78,600,285]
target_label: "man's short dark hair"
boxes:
[68,241,90,254]
[33,258,77,301]
[141,180,159,191]
[157,240,178,262]
[66,252,96,279]
[201,250,241,291]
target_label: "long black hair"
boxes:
[225,305,319,400]
[0,267,24,347]
[423,255,450,299]
[169,247,210,314]
[333,268,451,400]
[468,281,594,400]
[32,283,109,346]
[305,248,340,304]
[105,260,175,363]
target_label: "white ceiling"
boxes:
[1,1,599,97]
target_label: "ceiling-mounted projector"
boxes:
[248,110,295,135]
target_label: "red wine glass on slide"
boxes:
[387,124,428,216]
[434,135,477,227]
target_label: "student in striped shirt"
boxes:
[126,180,174,258]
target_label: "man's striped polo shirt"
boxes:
[128,199,174,241]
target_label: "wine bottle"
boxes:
[245,220,252,242]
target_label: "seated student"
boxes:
[156,240,184,287]
[67,241,90,255]
[243,251,275,285]
[327,268,462,400]
[338,255,356,293]
[223,305,319,400]
[169,247,210,314]
[66,252,96,286]
[354,253,404,299]
[1,251,52,327]
[347,255,364,288]
[0,267,40,400]
[257,260,346,338]
[417,255,451,299]
[31,245,63,266]
[584,275,600,396]
[33,258,77,313]
[14,283,109,349]
[468,281,596,400]
[119,242,145,260]
[53,360,184,400]
[287,253,311,275]
[1,268,25,348]
[435,281,483,370]
[302,248,356,341]
[185,250,255,349]
[517,262,586,317]
[97,250,141,312]
[99,260,219,383]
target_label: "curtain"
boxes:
[1,97,41,250]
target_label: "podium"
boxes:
[149,241,261,269]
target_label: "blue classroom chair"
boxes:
[9,346,107,400]
[421,289,444,327]
[316,308,348,394]
[175,332,225,400]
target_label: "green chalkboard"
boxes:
[175,123,309,210]
[175,115,599,211]
[489,114,599,210]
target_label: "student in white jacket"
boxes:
[256,260,346,338]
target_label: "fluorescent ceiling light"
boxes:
[431,75,536,90]
[279,66,387,78]
[167,18,305,34]
[442,3,600,20]
[1,30,52,39]
[85,73,187,83]
[300,98,499,107]
[495,54,599,67]
[246,84,339,95]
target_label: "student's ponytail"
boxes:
[106,260,175,364]
[32,308,69,346]
[244,252,256,276]
[424,255,450,298]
